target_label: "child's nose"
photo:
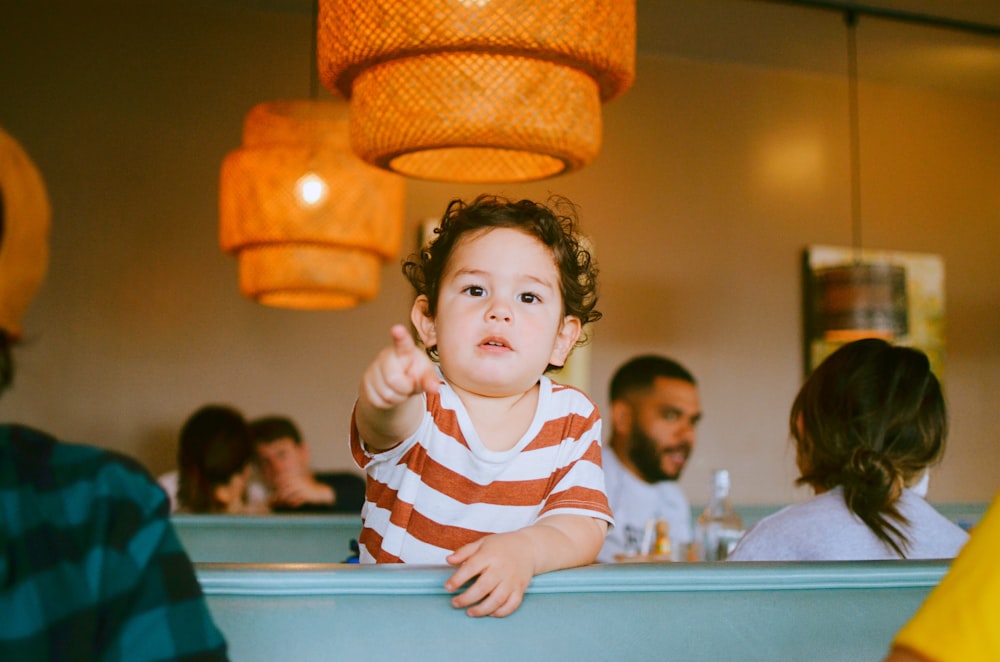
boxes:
[487,300,512,322]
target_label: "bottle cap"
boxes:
[712,469,730,496]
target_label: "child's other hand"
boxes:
[444,531,535,618]
[361,324,439,410]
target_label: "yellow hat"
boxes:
[0,126,50,340]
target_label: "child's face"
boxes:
[412,227,580,398]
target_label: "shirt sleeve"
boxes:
[535,385,613,526]
[349,398,423,470]
[891,493,1000,661]
[94,456,229,661]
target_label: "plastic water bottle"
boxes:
[695,469,745,561]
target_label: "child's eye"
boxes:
[463,285,486,297]
[519,292,540,304]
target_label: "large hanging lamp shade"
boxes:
[317,0,636,183]
[813,262,908,342]
[219,99,405,310]
[0,125,50,339]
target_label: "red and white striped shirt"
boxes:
[350,375,613,564]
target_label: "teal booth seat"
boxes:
[173,514,361,563]
[198,560,950,661]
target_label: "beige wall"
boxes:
[1,2,997,505]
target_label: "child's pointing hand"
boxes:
[360,324,439,411]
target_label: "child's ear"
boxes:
[548,316,582,367]
[410,295,437,349]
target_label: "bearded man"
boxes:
[597,355,702,562]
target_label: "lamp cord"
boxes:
[845,10,862,263]
[309,0,319,100]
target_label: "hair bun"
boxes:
[844,447,903,503]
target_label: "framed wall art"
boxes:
[802,245,945,378]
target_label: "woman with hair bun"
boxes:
[729,338,968,561]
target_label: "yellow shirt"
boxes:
[892,494,1000,661]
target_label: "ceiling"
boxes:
[636,0,1000,100]
[257,0,1000,100]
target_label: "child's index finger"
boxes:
[389,324,415,354]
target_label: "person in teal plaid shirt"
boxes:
[0,126,227,660]
[0,422,228,661]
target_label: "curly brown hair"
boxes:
[403,194,601,371]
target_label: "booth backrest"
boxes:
[198,560,950,661]
[172,514,360,563]
[173,502,984,564]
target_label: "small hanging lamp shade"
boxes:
[317,0,636,183]
[806,14,910,345]
[219,99,405,310]
[813,263,909,342]
[0,125,50,340]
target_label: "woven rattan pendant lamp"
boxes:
[317,0,636,183]
[219,99,405,310]
[813,12,907,342]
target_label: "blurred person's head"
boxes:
[608,355,701,482]
[177,404,253,513]
[249,416,311,487]
[791,338,947,557]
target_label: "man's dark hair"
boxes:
[609,355,696,402]
[0,331,12,397]
[249,416,302,446]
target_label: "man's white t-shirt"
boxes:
[598,449,691,562]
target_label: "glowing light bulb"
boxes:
[295,172,328,206]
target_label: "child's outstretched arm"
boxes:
[356,324,439,451]
[445,514,608,618]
